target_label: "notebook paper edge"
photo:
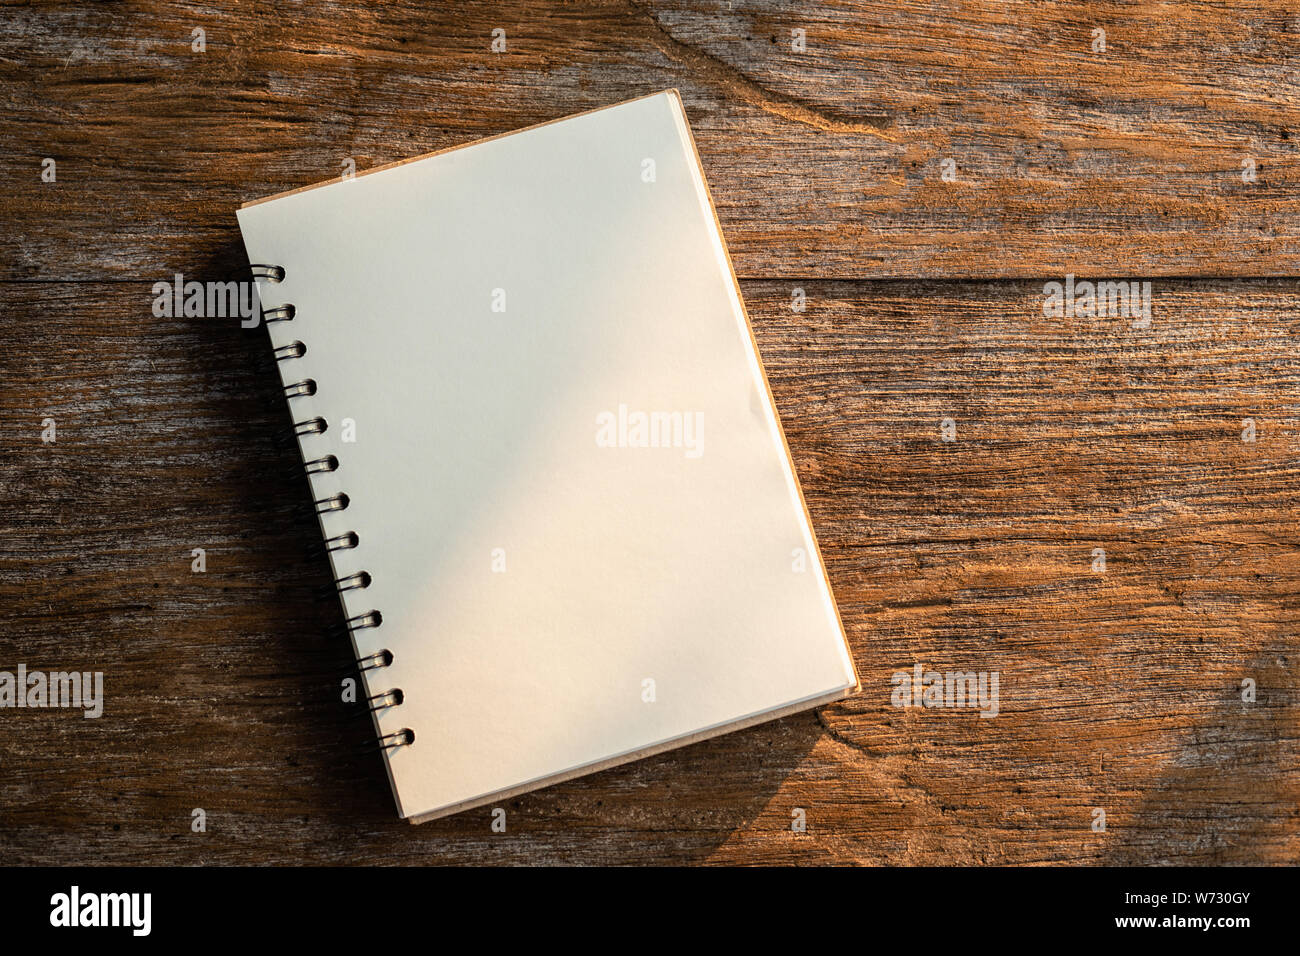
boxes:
[239,89,680,210]
[663,88,860,697]
[406,682,858,824]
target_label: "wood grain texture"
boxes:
[2,0,1297,866]
[1,280,1295,864]
[1,0,1298,280]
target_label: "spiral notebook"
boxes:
[236,90,858,823]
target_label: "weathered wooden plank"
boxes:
[0,278,1294,864]
[752,277,1300,865]
[1,1,1297,281]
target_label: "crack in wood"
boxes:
[626,0,896,139]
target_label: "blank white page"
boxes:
[237,90,857,822]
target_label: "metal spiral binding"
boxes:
[347,610,383,630]
[354,648,392,672]
[304,454,338,475]
[324,531,358,552]
[249,263,286,282]
[315,492,349,514]
[368,689,404,709]
[336,571,370,591]
[259,259,413,755]
[352,687,405,720]
[374,729,416,751]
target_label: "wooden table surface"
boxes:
[1,1,1297,865]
